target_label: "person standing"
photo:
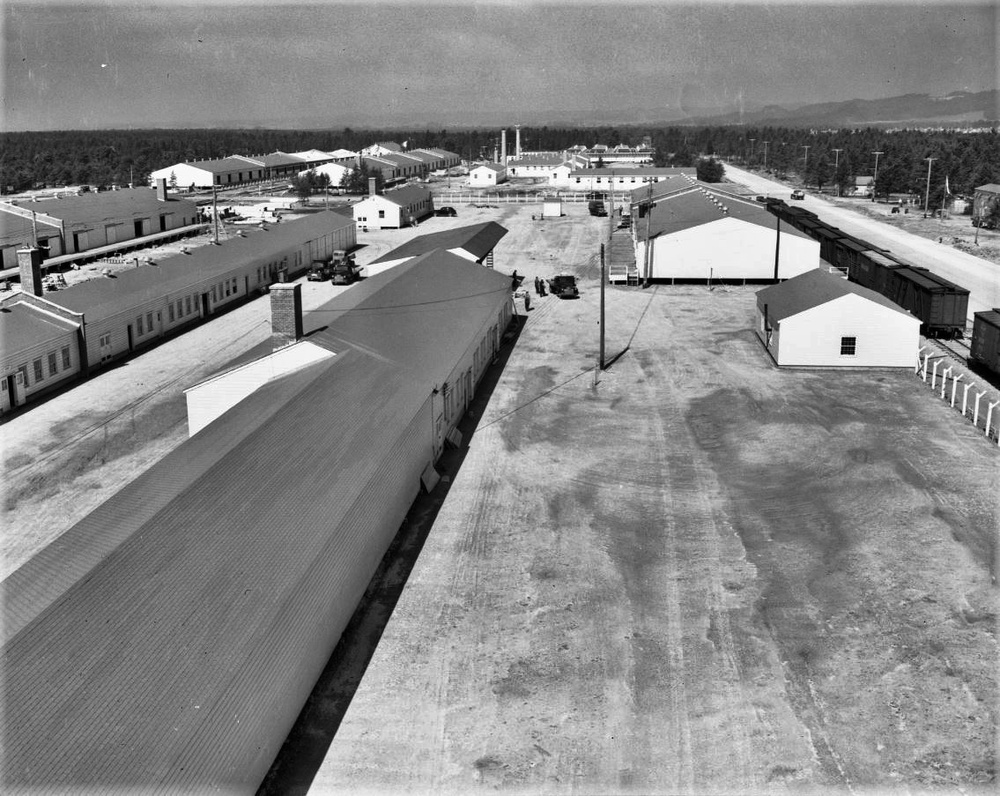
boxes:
[524,292,531,311]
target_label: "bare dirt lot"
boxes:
[3,204,997,794]
[292,207,998,794]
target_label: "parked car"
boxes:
[435,206,457,217]
[307,260,332,281]
[548,274,579,298]
[754,195,767,202]
[330,250,361,284]
[790,190,806,200]
[588,200,608,217]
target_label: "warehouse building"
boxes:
[630,186,819,284]
[755,269,920,368]
[353,184,434,230]
[0,181,199,270]
[555,167,695,192]
[364,221,508,276]
[0,212,355,412]
[0,251,514,792]
[149,156,266,190]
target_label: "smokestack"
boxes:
[155,177,168,202]
[270,282,303,350]
[501,129,507,165]
[368,177,377,197]
[17,248,43,297]
[515,125,521,159]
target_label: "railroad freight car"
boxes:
[848,249,910,295]
[969,309,1000,378]
[885,266,970,338]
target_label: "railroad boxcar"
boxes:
[813,226,848,265]
[848,249,909,295]
[969,309,1000,378]
[886,266,970,338]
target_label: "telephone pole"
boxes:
[762,141,769,170]
[749,138,756,165]
[871,151,884,202]
[923,157,936,218]
[832,148,843,195]
[801,145,810,172]
[599,243,606,371]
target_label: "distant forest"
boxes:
[1,126,997,208]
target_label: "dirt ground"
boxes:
[3,203,998,794]
[290,207,996,794]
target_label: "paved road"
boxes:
[725,165,1000,318]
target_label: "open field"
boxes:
[2,203,997,794]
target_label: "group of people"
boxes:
[511,269,548,312]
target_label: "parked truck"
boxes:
[330,250,362,284]
[548,273,579,298]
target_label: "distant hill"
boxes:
[685,90,999,128]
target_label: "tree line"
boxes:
[1,126,996,208]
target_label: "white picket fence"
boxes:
[916,348,1000,446]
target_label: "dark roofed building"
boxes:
[0,187,199,269]
[755,269,919,367]
[1,249,514,792]
[366,221,508,275]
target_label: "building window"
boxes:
[225,281,231,297]
[168,303,175,322]
[17,364,28,386]
[48,351,58,374]
[186,295,193,314]
[146,312,153,331]
[176,299,183,317]
[61,346,71,369]
[99,334,111,348]
[33,359,43,382]
[840,336,857,356]
[211,286,216,302]
[136,315,144,334]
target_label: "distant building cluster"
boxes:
[150,143,461,191]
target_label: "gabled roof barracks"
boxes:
[1,249,511,792]
[49,212,353,322]
[373,184,433,208]
[635,186,812,242]
[370,222,507,265]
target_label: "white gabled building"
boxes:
[150,156,266,190]
[469,164,508,187]
[353,185,434,230]
[756,269,919,368]
[631,186,819,284]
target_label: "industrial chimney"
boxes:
[515,125,522,159]
[501,129,508,165]
[17,248,43,297]
[270,282,303,351]
[368,177,377,196]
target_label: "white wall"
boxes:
[774,294,919,367]
[646,217,819,281]
[353,196,402,230]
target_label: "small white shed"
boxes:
[542,196,563,218]
[756,270,920,368]
[469,164,507,188]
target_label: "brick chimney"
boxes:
[368,177,377,197]
[270,282,303,350]
[501,129,507,165]
[155,177,168,201]
[18,248,43,297]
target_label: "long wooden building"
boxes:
[1,249,514,793]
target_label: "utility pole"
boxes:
[749,138,756,165]
[871,151,884,202]
[599,243,606,370]
[923,157,936,218]
[212,185,219,244]
[801,145,810,173]
[832,148,843,195]
[762,141,769,171]
[642,181,653,287]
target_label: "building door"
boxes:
[159,214,167,232]
[106,225,118,244]
[99,334,113,363]
[4,374,17,409]
[134,220,143,238]
[127,325,134,352]
[201,293,210,317]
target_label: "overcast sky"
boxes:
[2,0,997,131]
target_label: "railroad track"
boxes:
[928,332,972,365]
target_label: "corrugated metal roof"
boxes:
[370,222,508,265]
[636,188,811,241]
[757,268,914,321]
[49,212,354,322]
[1,188,197,230]
[0,300,80,353]
[1,252,512,790]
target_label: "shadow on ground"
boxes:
[256,315,527,796]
